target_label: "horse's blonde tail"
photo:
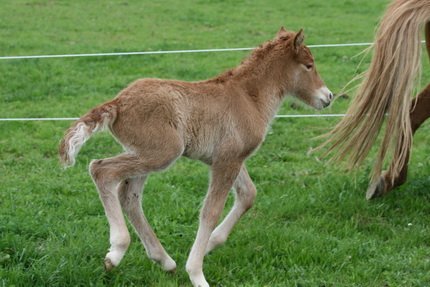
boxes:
[59,100,118,167]
[323,0,430,183]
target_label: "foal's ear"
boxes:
[294,29,305,52]
[277,26,288,37]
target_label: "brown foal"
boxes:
[59,27,333,287]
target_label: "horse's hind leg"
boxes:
[205,165,256,254]
[118,176,176,271]
[367,84,430,199]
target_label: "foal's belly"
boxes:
[183,139,215,165]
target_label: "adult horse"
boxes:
[323,0,430,199]
[59,28,333,287]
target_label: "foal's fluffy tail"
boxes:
[59,100,118,168]
[322,0,430,182]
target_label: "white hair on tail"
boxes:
[66,119,109,166]
[65,122,92,167]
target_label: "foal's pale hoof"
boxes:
[366,177,386,200]
[189,273,210,287]
[186,264,210,287]
[161,257,177,273]
[104,258,115,272]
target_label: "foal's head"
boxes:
[274,27,333,110]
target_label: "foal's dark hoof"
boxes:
[366,177,386,200]
[104,258,115,272]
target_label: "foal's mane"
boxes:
[207,32,295,84]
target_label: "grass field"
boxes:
[2,0,430,286]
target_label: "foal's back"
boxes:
[110,77,263,163]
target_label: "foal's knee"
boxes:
[235,175,257,211]
[241,185,257,211]
[235,183,257,211]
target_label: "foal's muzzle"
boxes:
[314,86,334,109]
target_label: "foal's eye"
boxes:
[305,64,313,70]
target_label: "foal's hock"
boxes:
[59,27,333,287]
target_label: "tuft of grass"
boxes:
[2,0,430,286]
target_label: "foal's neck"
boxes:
[207,41,293,124]
[235,57,289,123]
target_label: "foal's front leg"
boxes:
[186,161,242,287]
[206,165,256,254]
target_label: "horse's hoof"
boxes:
[104,258,115,272]
[366,177,386,200]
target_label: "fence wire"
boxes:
[0,42,374,60]
[0,40,388,121]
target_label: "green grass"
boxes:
[2,0,430,286]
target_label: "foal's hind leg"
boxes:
[206,165,256,254]
[118,176,176,271]
[367,84,430,199]
[89,154,137,270]
[90,145,182,269]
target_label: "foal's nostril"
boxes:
[328,92,334,101]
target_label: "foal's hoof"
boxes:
[366,177,386,200]
[162,257,177,273]
[166,266,176,274]
[104,258,115,272]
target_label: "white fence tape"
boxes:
[0,42,374,60]
[2,40,407,121]
[0,114,347,122]
[0,118,80,121]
